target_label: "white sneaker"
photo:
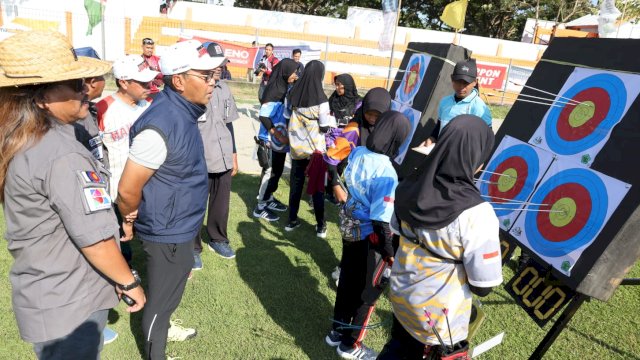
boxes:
[331,266,341,287]
[167,319,197,342]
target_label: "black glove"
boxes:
[372,220,394,259]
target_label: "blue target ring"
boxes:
[480,144,539,217]
[524,168,607,257]
[545,73,626,155]
[395,54,429,104]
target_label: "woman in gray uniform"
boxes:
[0,30,146,359]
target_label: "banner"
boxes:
[253,45,321,68]
[379,0,399,51]
[180,36,259,68]
[476,63,508,90]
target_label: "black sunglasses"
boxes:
[47,78,85,93]
[142,38,155,45]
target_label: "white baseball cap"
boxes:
[113,54,159,82]
[160,40,225,75]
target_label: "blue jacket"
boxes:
[129,87,208,243]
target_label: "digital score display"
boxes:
[505,258,576,327]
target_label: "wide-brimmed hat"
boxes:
[0,30,112,87]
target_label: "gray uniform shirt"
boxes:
[198,80,239,173]
[4,119,119,343]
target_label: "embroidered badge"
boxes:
[81,171,105,184]
[83,188,112,212]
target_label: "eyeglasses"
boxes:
[184,71,215,83]
[142,38,155,45]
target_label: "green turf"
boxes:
[1,174,639,359]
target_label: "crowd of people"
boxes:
[0,30,502,360]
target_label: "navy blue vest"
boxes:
[129,87,208,243]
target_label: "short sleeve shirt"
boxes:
[438,89,493,129]
[3,120,119,343]
[198,81,239,173]
[343,146,398,239]
[389,202,502,345]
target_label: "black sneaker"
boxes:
[285,219,301,232]
[266,197,287,212]
[316,224,327,239]
[253,205,279,221]
[337,342,377,360]
[325,330,342,347]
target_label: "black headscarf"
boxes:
[260,58,298,104]
[356,87,391,145]
[288,60,327,108]
[329,74,359,121]
[366,111,411,158]
[395,115,495,230]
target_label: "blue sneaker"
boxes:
[103,327,118,345]
[193,252,203,271]
[208,242,236,259]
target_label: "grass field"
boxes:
[1,175,639,360]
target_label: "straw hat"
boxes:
[0,30,112,87]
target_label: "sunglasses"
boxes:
[142,38,155,45]
[49,78,85,93]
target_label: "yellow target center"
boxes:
[568,101,595,128]
[497,168,518,192]
[549,197,577,227]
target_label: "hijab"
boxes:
[395,114,495,230]
[329,74,359,121]
[356,87,391,145]
[260,58,298,104]
[288,60,327,108]
[365,110,411,158]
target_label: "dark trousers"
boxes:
[32,309,108,360]
[142,241,193,360]
[261,150,286,202]
[377,315,426,360]
[194,170,232,253]
[332,237,385,347]
[288,158,324,225]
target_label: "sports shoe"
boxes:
[337,342,378,360]
[103,327,118,345]
[192,252,203,271]
[208,242,236,259]
[325,330,342,347]
[316,224,327,239]
[187,271,193,280]
[266,197,287,212]
[167,319,197,342]
[331,266,341,287]
[285,219,301,232]
[253,205,279,221]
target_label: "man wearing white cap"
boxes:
[117,40,224,360]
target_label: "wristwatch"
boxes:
[117,278,140,291]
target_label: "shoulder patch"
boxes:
[78,170,106,185]
[83,188,113,212]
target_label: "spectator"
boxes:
[257,43,279,101]
[221,64,232,80]
[329,73,361,127]
[379,115,501,360]
[0,30,145,359]
[292,48,304,77]
[117,39,224,360]
[193,42,240,265]
[141,37,164,99]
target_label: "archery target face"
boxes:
[478,136,554,231]
[529,68,640,167]
[394,105,422,165]
[509,159,630,276]
[395,54,431,106]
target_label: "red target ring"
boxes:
[536,183,592,242]
[488,156,528,201]
[556,87,610,141]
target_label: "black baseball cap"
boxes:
[451,59,477,83]
[206,42,229,65]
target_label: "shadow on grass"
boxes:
[232,173,338,359]
[567,326,640,360]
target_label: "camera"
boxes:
[253,62,267,76]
